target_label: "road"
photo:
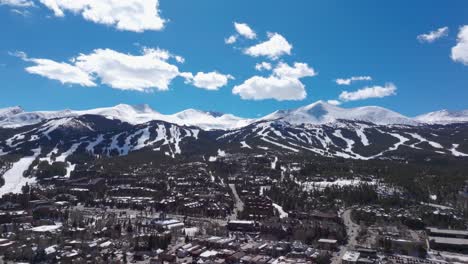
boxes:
[228,183,244,220]
[342,209,360,247]
[331,208,360,264]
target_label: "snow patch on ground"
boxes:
[355,127,370,146]
[0,148,41,196]
[29,223,62,233]
[300,179,376,191]
[450,144,468,157]
[333,130,354,153]
[55,143,80,178]
[407,133,443,149]
[240,141,252,149]
[86,134,104,154]
[217,149,226,157]
[261,137,299,152]
[271,156,278,169]
[272,203,288,219]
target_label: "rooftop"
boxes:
[427,227,468,236]
[429,236,468,246]
[342,251,360,262]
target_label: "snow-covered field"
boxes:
[300,178,376,191]
[0,148,41,196]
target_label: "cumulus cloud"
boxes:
[182,71,234,90]
[12,51,96,87]
[273,62,317,79]
[244,33,292,60]
[451,25,468,65]
[26,59,96,87]
[255,62,272,71]
[0,0,34,7]
[335,76,372,85]
[38,0,166,32]
[233,76,306,101]
[327,100,341,106]
[225,35,237,45]
[417,27,449,43]
[15,48,232,92]
[16,48,184,91]
[74,48,180,91]
[174,55,185,64]
[233,62,315,101]
[339,83,397,102]
[234,22,256,39]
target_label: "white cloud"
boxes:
[233,62,315,101]
[74,48,180,91]
[327,100,341,106]
[255,62,272,71]
[0,0,34,7]
[17,48,232,92]
[10,8,31,16]
[233,76,306,101]
[339,83,397,102]
[182,71,234,90]
[451,25,468,65]
[273,62,316,79]
[244,32,292,60]
[25,59,96,87]
[225,35,237,44]
[335,76,372,85]
[174,55,185,64]
[13,52,96,87]
[417,27,449,43]
[234,22,256,39]
[17,48,182,91]
[39,0,166,32]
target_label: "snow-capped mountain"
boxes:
[0,107,74,128]
[0,101,467,130]
[0,104,253,130]
[414,110,468,124]
[0,106,24,120]
[1,105,468,195]
[171,109,254,130]
[260,101,417,125]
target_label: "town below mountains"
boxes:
[0,101,468,263]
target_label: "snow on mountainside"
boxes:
[76,104,168,125]
[414,110,468,124]
[0,106,24,119]
[171,109,254,130]
[0,109,75,128]
[261,101,417,125]
[0,104,253,130]
[1,101,467,130]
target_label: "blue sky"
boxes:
[0,0,467,118]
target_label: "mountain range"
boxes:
[1,101,468,130]
[1,101,468,194]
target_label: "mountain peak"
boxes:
[261,101,415,125]
[1,102,467,129]
[415,109,468,124]
[0,106,24,117]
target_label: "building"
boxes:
[426,227,468,239]
[151,218,184,230]
[317,238,337,251]
[227,220,256,232]
[426,227,468,252]
[428,236,468,252]
[342,251,360,264]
